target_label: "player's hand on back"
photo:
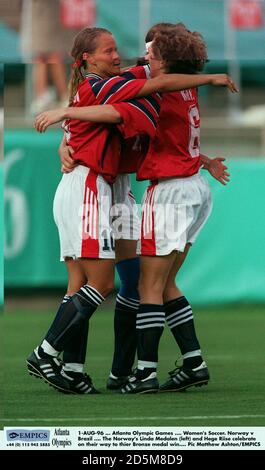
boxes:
[207,157,230,185]
[210,74,238,93]
[59,142,76,173]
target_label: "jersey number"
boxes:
[188,105,200,158]
[102,230,115,252]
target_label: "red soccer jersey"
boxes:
[62,66,161,182]
[116,65,154,174]
[62,72,147,183]
[137,88,202,180]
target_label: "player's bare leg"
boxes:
[163,244,190,303]
[139,252,178,304]
[115,239,138,263]
[65,257,86,295]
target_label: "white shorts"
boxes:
[139,172,212,256]
[53,165,115,260]
[112,174,140,241]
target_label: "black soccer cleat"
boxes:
[159,361,210,392]
[106,374,131,390]
[60,370,100,394]
[120,372,159,394]
[27,350,71,393]
[27,352,63,379]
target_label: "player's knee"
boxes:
[163,283,183,303]
[139,277,164,298]
[88,279,114,298]
[105,281,115,297]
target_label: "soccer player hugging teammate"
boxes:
[121,25,233,393]
[28,27,161,394]
[30,26,232,395]
[32,26,236,394]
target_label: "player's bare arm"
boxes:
[200,154,230,186]
[136,73,238,96]
[35,105,121,133]
[58,135,76,173]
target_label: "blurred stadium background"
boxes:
[1,1,265,427]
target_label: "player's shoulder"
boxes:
[84,75,124,98]
[78,76,98,94]
[121,64,150,80]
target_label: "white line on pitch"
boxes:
[2,414,265,422]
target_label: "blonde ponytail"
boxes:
[69,59,85,104]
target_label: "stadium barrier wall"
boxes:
[0,164,3,305]
[97,0,265,63]
[4,129,265,305]
[2,0,265,66]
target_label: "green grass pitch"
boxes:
[1,304,265,427]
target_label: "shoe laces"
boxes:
[73,372,93,385]
[42,355,61,369]
[168,358,182,377]
[127,368,138,382]
[55,356,64,367]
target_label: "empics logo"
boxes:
[8,432,19,439]
[6,429,50,442]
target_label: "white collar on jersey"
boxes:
[145,41,153,53]
[85,72,103,80]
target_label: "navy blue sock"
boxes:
[111,294,139,376]
[110,258,140,376]
[45,295,90,365]
[136,304,165,363]
[63,320,89,365]
[47,285,104,352]
[115,257,140,299]
[165,297,202,368]
[45,295,71,343]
